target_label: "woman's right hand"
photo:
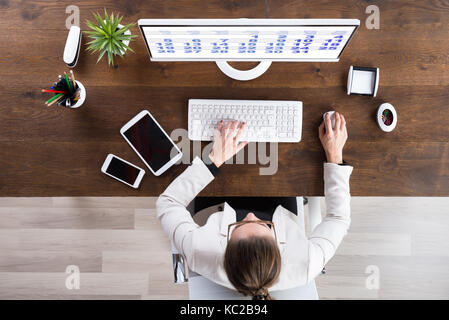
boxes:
[209,120,248,168]
[318,112,348,164]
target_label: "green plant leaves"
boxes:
[85,9,136,66]
[107,46,113,66]
[93,12,108,34]
[97,48,108,63]
[111,15,122,33]
[86,20,108,37]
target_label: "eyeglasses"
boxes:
[227,220,277,242]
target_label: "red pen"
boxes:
[41,89,68,94]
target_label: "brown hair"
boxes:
[224,236,281,300]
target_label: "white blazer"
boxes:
[157,157,353,291]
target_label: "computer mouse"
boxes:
[323,111,336,129]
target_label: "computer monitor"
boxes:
[138,19,360,81]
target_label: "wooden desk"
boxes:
[1,0,448,196]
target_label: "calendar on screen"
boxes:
[141,26,357,60]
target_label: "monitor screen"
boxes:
[140,24,358,61]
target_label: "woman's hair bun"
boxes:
[253,287,270,300]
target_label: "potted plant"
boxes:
[85,9,137,66]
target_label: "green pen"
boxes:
[64,72,72,93]
[45,93,63,104]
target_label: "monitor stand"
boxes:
[216,60,272,81]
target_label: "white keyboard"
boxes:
[188,99,302,142]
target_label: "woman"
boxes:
[157,112,352,300]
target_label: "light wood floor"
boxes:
[0,197,448,299]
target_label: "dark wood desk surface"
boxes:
[1,0,448,196]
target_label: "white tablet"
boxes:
[120,110,183,176]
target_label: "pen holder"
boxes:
[69,81,86,109]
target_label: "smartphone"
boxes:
[120,110,183,176]
[101,154,145,188]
